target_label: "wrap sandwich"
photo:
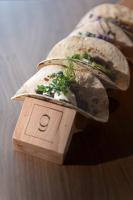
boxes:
[71,18,133,63]
[12,61,109,122]
[39,35,130,91]
[78,4,133,41]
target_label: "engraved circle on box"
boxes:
[38,114,50,132]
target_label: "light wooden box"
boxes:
[13,97,77,164]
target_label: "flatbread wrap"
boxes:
[39,35,130,91]
[78,4,133,41]
[71,18,133,63]
[12,61,109,123]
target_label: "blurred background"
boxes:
[1,1,133,200]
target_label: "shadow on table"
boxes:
[64,121,133,165]
[64,68,133,165]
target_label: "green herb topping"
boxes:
[36,61,76,96]
[67,52,114,79]
[79,32,96,38]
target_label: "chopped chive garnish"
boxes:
[67,52,114,79]
[36,61,76,96]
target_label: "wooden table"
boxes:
[1,0,133,199]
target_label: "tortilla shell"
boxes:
[46,35,130,91]
[77,4,133,28]
[12,64,109,122]
[71,19,133,63]
[71,19,133,47]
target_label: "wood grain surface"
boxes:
[1,0,133,200]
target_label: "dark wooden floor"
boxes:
[1,0,133,199]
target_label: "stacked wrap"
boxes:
[12,3,133,123]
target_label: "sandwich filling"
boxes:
[79,31,116,44]
[36,63,77,105]
[67,52,115,81]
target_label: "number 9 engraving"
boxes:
[38,114,50,132]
